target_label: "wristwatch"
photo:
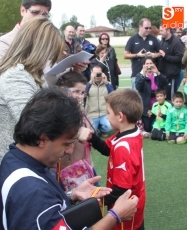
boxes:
[66,190,73,199]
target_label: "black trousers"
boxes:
[142,116,153,132]
[151,128,166,141]
[166,78,177,101]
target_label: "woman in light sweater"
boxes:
[0,17,64,162]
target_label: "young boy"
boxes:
[148,89,172,141]
[165,92,187,144]
[88,89,145,230]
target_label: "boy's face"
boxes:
[106,103,119,130]
[172,97,183,109]
[156,93,166,104]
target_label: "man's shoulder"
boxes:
[127,34,139,42]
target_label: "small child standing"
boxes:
[88,89,145,230]
[148,89,172,141]
[165,92,187,144]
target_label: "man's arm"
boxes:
[91,190,138,230]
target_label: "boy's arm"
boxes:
[104,185,128,205]
[89,133,110,156]
[104,146,133,206]
[165,110,172,134]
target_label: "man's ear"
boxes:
[37,134,49,147]
[20,6,26,17]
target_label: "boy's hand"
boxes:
[78,127,94,142]
[166,134,169,140]
[182,78,187,85]
[147,110,152,117]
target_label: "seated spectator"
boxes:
[85,66,113,137]
[148,89,172,141]
[165,92,187,144]
[136,57,168,132]
[90,45,118,90]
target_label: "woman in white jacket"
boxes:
[0,17,64,162]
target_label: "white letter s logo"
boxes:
[162,7,174,20]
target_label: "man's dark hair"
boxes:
[172,91,184,101]
[22,0,52,11]
[14,88,83,146]
[155,89,166,96]
[75,24,85,30]
[56,71,87,87]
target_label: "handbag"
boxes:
[60,158,94,192]
[61,198,102,230]
[115,61,121,75]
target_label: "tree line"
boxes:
[107,5,162,34]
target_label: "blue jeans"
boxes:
[131,76,137,90]
[92,115,111,133]
[176,69,184,90]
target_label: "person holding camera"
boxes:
[85,65,113,137]
[135,57,168,132]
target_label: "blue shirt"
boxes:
[0,144,72,230]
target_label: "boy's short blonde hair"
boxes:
[105,89,143,123]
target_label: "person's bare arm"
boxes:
[124,49,146,59]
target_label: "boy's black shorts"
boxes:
[151,128,166,141]
[169,132,184,141]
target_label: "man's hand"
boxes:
[137,49,146,58]
[78,127,94,142]
[159,50,165,57]
[71,176,112,201]
[112,190,138,222]
[72,61,89,73]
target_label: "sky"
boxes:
[50,0,187,29]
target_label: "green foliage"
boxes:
[85,33,92,38]
[132,5,162,28]
[107,5,136,34]
[0,0,21,33]
[107,4,162,31]
[60,15,80,32]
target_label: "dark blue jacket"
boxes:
[0,144,75,230]
[136,73,168,116]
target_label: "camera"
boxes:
[96,72,102,77]
[147,66,152,70]
[142,49,146,54]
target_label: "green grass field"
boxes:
[91,78,187,229]
[114,46,130,67]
